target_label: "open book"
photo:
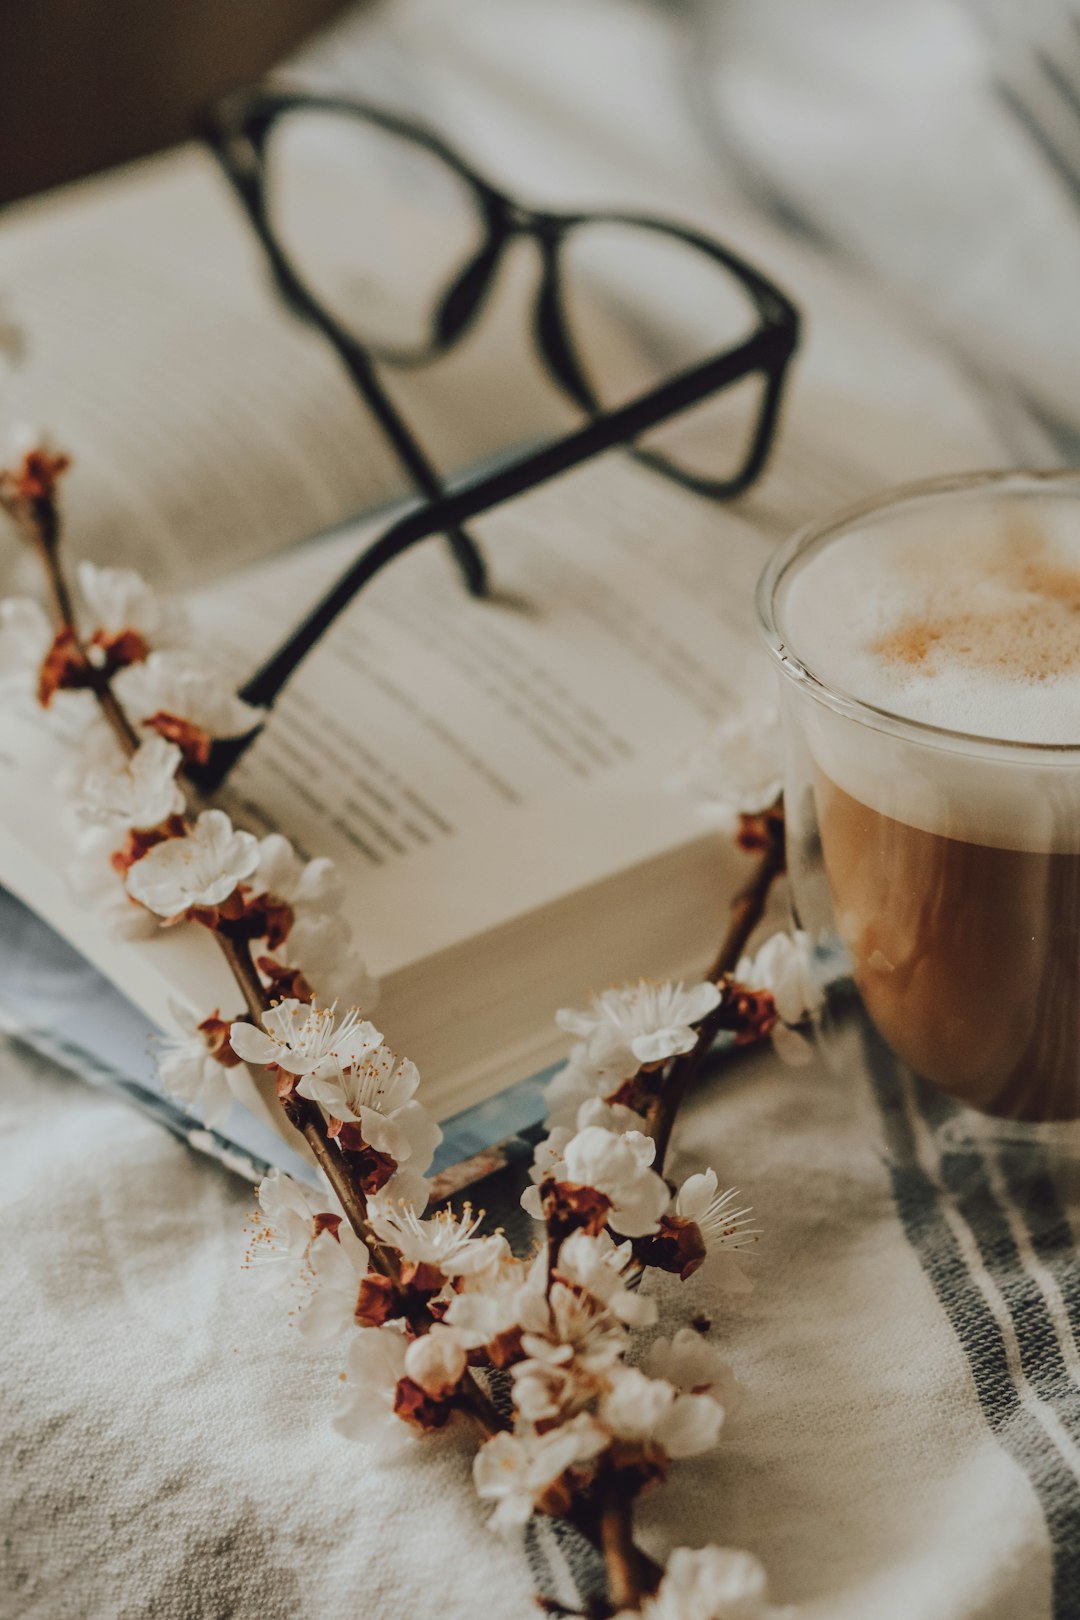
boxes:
[0,144,1001,1180]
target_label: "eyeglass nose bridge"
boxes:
[431,198,554,347]
[502,201,545,235]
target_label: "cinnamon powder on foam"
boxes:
[871,520,1080,683]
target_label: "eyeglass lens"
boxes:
[263,108,487,360]
[260,107,774,488]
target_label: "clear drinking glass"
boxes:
[757,470,1080,1123]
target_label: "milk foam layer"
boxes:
[777,492,1080,852]
[785,505,1080,745]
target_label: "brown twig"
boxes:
[285,1092,380,1249]
[216,932,269,1024]
[599,1489,645,1612]
[647,814,785,1174]
[217,925,392,1280]
[4,490,142,758]
[9,483,392,1272]
[704,815,786,985]
[457,1372,508,1437]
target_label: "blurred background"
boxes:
[0,0,350,204]
[3,0,1080,581]
[3,0,1078,455]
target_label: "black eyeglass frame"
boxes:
[193,87,801,790]
[203,93,799,496]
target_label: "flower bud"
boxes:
[403,1329,467,1398]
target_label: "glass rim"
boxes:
[755,466,1080,762]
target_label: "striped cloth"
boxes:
[871,1041,1080,1616]
[6,999,1078,1618]
[507,1021,1080,1620]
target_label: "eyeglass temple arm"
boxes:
[192,323,794,794]
[329,337,489,598]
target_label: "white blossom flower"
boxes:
[678,707,784,822]
[620,1545,775,1620]
[444,1252,538,1350]
[125,808,259,915]
[543,1033,640,1129]
[156,998,235,1128]
[643,1329,744,1414]
[736,930,820,1028]
[295,1043,441,1173]
[378,1167,433,1214]
[246,1169,326,1288]
[473,1414,608,1532]
[520,1125,573,1220]
[521,1120,669,1235]
[114,650,262,740]
[599,1365,724,1459]
[332,1324,411,1452]
[367,1198,508,1278]
[557,980,720,1068]
[74,735,184,833]
[68,827,160,939]
[734,931,820,1066]
[556,1230,656,1327]
[675,1170,758,1293]
[575,1097,650,1136]
[219,836,377,1023]
[76,560,178,644]
[276,910,380,1011]
[518,1275,628,1374]
[229,999,381,1079]
[403,1327,468,1399]
[299,1222,369,1345]
[562,1125,670,1238]
[520,1097,649,1217]
[510,1355,591,1428]
[252,834,344,914]
[0,595,50,685]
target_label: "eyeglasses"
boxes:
[194,89,800,787]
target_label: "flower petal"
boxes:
[227,1023,281,1068]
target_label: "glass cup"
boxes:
[756,470,1080,1124]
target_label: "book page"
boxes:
[0,383,999,1137]
[206,454,771,974]
[201,383,994,975]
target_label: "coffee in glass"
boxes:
[757,471,1080,1122]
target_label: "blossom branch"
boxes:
[3,435,788,1618]
[647,807,786,1173]
[0,464,141,757]
[165,928,406,1288]
[1,453,395,1269]
[287,1094,379,1250]
[216,933,269,1025]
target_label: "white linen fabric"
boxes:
[7,1005,1079,1619]
[1,1040,535,1620]
[5,1,1080,1617]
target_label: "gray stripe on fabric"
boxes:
[998,1141,1080,1352]
[523,1518,560,1607]
[865,1028,1080,1620]
[547,1515,608,1607]
[916,1079,1080,1450]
